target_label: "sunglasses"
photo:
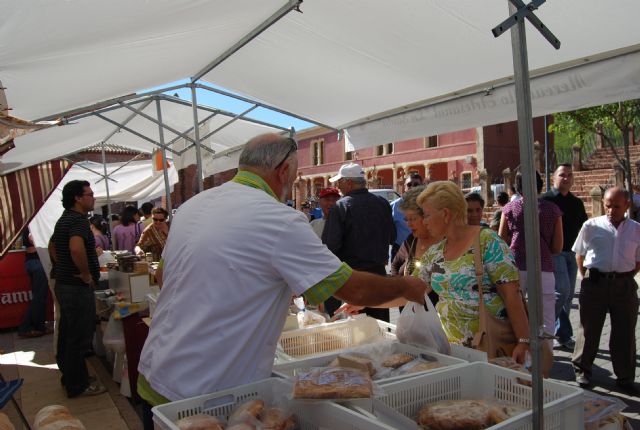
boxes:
[274,138,298,170]
[152,218,166,222]
[405,182,421,188]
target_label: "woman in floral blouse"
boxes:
[416,181,531,364]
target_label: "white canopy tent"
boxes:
[3,1,639,425]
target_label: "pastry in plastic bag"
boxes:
[261,407,296,430]
[404,359,443,374]
[329,353,376,377]
[175,414,224,430]
[293,367,373,399]
[418,399,519,430]
[228,400,264,427]
[382,353,414,369]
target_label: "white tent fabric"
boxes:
[0,98,281,174]
[1,0,639,165]
[29,160,178,249]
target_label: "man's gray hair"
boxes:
[351,177,367,187]
[238,135,296,170]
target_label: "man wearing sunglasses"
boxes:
[137,133,428,421]
[390,173,423,262]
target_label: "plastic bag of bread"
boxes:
[0,413,15,430]
[176,414,224,430]
[33,405,86,430]
[293,367,374,399]
[397,358,443,375]
[583,392,627,430]
[382,353,414,369]
[329,353,376,377]
[260,407,296,430]
[417,399,524,430]
[227,399,264,428]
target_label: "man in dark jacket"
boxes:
[322,163,396,321]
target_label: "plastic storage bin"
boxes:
[152,377,397,430]
[370,362,583,430]
[278,316,396,359]
[273,340,467,384]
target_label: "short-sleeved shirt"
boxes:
[323,188,395,274]
[138,172,347,401]
[572,215,640,273]
[501,198,562,272]
[51,209,99,286]
[112,223,140,253]
[541,188,588,252]
[418,228,519,345]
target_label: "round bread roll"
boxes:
[418,400,494,430]
[33,405,86,430]
[175,414,224,430]
[0,413,15,430]
[261,407,296,430]
[228,399,264,426]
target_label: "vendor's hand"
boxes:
[401,276,429,304]
[336,303,365,315]
[96,246,104,256]
[512,342,530,365]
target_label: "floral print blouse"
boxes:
[417,228,519,345]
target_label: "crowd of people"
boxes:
[33,133,637,423]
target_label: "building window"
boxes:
[461,172,472,190]
[426,135,437,148]
[375,143,394,156]
[345,150,353,161]
[312,139,324,166]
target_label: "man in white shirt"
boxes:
[136,133,427,426]
[571,187,640,392]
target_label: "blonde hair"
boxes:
[417,181,467,225]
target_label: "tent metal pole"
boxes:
[199,105,259,142]
[35,84,188,122]
[101,142,113,242]
[165,112,218,147]
[94,113,181,156]
[544,115,550,192]
[160,94,290,132]
[69,97,155,122]
[98,153,146,181]
[191,0,302,82]
[195,83,337,131]
[64,158,117,181]
[119,101,197,144]
[189,85,204,193]
[508,2,544,428]
[155,99,173,218]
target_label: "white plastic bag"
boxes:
[396,295,450,354]
[102,314,125,353]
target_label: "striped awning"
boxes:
[0,160,70,256]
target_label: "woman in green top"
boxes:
[416,181,530,364]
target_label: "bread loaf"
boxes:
[227,399,264,427]
[294,367,373,399]
[261,407,296,430]
[0,413,15,430]
[175,414,224,430]
[33,405,86,430]
[382,353,414,368]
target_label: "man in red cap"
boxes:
[310,187,341,238]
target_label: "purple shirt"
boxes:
[94,234,110,251]
[112,223,141,254]
[502,198,562,272]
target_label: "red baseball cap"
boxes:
[319,187,341,198]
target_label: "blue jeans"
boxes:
[553,251,578,343]
[18,259,49,334]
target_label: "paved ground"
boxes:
[547,273,640,429]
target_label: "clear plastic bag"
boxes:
[102,314,125,353]
[396,294,451,354]
[583,392,628,430]
[292,367,381,399]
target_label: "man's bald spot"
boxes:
[605,187,630,201]
[246,133,284,149]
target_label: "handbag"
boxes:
[470,232,519,358]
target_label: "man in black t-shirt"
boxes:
[541,164,588,349]
[48,180,105,397]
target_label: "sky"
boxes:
[143,79,314,133]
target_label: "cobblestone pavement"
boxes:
[549,274,640,429]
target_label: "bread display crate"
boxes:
[367,362,583,430]
[152,377,397,430]
[278,316,396,359]
[273,340,467,384]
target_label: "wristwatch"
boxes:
[517,338,530,344]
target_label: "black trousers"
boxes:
[572,275,638,383]
[55,283,96,397]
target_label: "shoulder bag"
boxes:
[470,231,519,358]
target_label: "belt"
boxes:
[588,268,635,279]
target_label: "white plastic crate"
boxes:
[278,316,396,358]
[152,377,396,430]
[370,362,583,430]
[273,340,467,384]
